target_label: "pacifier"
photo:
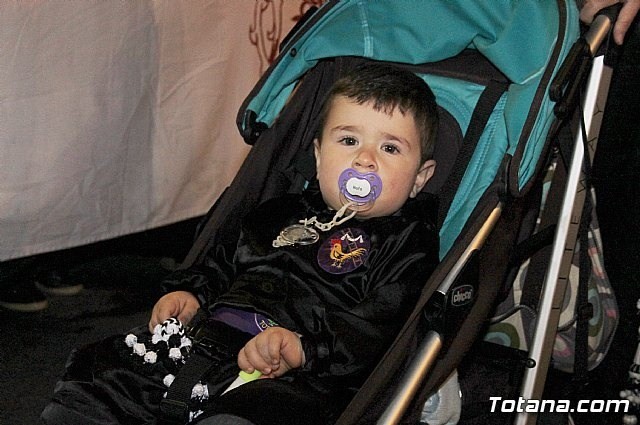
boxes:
[338,168,383,211]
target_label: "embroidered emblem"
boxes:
[318,228,370,274]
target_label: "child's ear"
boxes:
[410,160,436,198]
[313,139,321,170]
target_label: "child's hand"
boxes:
[148,291,200,332]
[237,327,305,378]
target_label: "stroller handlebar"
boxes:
[550,3,621,117]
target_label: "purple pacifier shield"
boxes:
[338,168,382,204]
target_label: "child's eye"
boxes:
[382,144,400,154]
[339,136,358,146]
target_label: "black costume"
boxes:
[42,190,439,425]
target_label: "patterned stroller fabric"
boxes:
[485,163,619,373]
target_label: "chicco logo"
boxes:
[451,285,474,306]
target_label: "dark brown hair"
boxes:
[317,62,438,163]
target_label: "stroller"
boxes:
[180,1,622,423]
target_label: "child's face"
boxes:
[314,95,435,218]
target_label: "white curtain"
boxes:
[1,0,312,260]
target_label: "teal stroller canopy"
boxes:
[238,0,580,255]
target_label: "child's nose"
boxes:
[352,149,377,171]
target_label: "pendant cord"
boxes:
[272,202,357,248]
[300,202,357,232]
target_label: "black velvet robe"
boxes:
[42,191,439,425]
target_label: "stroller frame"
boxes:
[378,9,622,425]
[516,12,619,425]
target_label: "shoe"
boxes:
[0,281,49,312]
[34,269,83,296]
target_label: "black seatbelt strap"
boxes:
[159,314,254,424]
[572,96,595,387]
[437,80,509,229]
[160,352,220,424]
[573,189,593,386]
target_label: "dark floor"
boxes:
[0,219,200,425]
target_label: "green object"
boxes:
[239,369,262,382]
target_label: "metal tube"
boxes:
[377,331,443,425]
[585,14,613,56]
[437,205,503,295]
[515,53,613,425]
[377,204,503,424]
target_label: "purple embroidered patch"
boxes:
[317,228,370,274]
